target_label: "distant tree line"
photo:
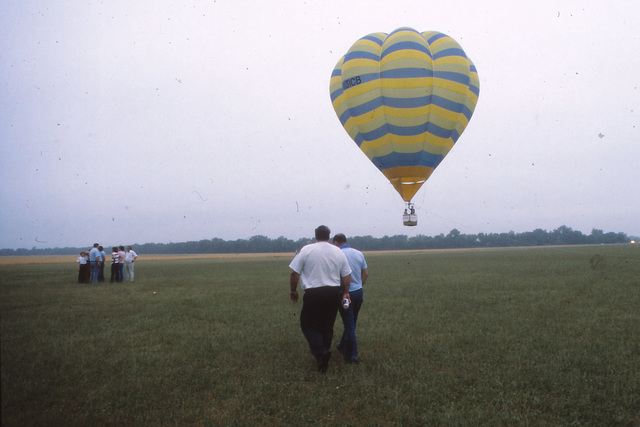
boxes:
[0,226,633,257]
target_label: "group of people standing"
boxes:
[289,225,368,373]
[76,244,138,284]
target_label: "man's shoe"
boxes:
[317,351,331,373]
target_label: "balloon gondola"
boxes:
[329,28,480,226]
[403,202,417,227]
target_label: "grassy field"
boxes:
[1,245,639,426]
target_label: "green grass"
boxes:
[1,245,639,426]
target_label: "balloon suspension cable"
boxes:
[403,202,418,227]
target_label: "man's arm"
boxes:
[361,268,368,285]
[340,274,351,302]
[289,270,300,303]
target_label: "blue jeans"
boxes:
[98,262,105,282]
[338,288,363,361]
[90,261,100,284]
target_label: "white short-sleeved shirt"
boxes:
[125,250,137,262]
[289,241,351,290]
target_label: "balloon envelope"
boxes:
[330,28,479,202]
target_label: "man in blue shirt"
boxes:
[333,233,368,363]
[88,243,101,284]
[98,245,106,282]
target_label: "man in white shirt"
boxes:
[124,246,138,281]
[289,225,351,372]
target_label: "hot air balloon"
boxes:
[329,27,479,226]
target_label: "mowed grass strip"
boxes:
[1,246,639,425]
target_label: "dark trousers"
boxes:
[110,264,118,282]
[300,286,342,358]
[78,264,89,283]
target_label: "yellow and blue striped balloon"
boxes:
[330,28,479,202]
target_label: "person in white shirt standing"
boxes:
[124,246,138,281]
[289,225,351,373]
[77,251,88,283]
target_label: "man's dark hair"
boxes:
[333,233,347,245]
[315,225,331,241]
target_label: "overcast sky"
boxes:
[1,0,638,250]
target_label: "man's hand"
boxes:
[342,292,350,305]
[290,290,299,303]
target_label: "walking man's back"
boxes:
[289,225,351,372]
